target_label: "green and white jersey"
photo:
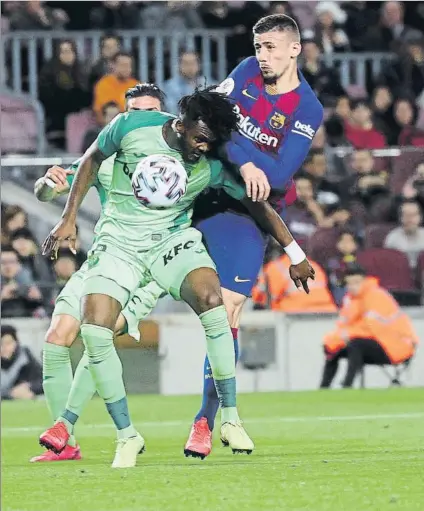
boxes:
[96,110,246,252]
[66,155,115,237]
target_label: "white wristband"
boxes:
[285,240,306,265]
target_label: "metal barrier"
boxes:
[322,52,395,91]
[2,31,395,100]
[1,29,231,100]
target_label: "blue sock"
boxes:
[195,329,239,431]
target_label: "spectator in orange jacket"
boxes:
[93,52,138,121]
[320,266,418,388]
[252,254,337,313]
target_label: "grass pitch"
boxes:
[2,389,424,511]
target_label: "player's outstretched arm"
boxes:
[42,142,105,258]
[34,165,73,202]
[242,198,315,293]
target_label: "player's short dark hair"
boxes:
[253,14,300,39]
[113,51,133,62]
[1,324,18,341]
[125,83,166,110]
[178,86,239,144]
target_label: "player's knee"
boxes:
[197,288,223,313]
[80,324,116,365]
[45,321,77,347]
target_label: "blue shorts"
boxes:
[195,211,267,296]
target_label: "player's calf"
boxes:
[181,268,253,457]
[41,314,81,450]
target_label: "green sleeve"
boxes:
[208,159,247,201]
[97,111,173,158]
[65,158,99,188]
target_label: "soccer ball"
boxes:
[131,154,188,209]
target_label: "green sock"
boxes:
[199,305,239,423]
[57,352,97,445]
[65,352,96,419]
[80,324,136,438]
[42,343,77,445]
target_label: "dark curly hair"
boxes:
[178,85,239,144]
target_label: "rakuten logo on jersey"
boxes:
[234,105,278,148]
[292,120,315,139]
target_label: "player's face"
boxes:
[127,96,162,112]
[254,30,301,84]
[180,121,216,163]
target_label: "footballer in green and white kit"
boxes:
[42,88,295,467]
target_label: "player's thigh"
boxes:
[196,212,267,297]
[120,281,166,341]
[148,228,217,303]
[53,262,87,323]
[81,244,147,329]
[45,314,81,347]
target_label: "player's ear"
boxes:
[174,119,185,135]
[291,41,301,58]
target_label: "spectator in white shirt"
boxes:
[384,199,424,268]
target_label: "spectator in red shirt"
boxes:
[345,99,387,149]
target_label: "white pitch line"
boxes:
[2,412,423,434]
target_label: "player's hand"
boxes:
[44,165,73,193]
[42,217,77,260]
[240,163,271,202]
[289,259,315,294]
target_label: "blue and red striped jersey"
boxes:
[218,56,324,195]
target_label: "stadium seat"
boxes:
[416,108,424,131]
[364,224,396,249]
[307,227,339,266]
[390,151,424,193]
[66,110,96,154]
[416,251,424,288]
[0,94,40,154]
[356,248,415,291]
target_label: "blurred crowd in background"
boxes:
[2,1,424,320]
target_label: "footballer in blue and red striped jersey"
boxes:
[185,14,324,459]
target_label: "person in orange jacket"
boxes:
[93,52,138,121]
[320,265,418,388]
[252,253,337,313]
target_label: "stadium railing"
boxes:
[322,52,395,92]
[1,29,232,100]
[2,30,394,100]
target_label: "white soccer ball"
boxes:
[131,154,188,209]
